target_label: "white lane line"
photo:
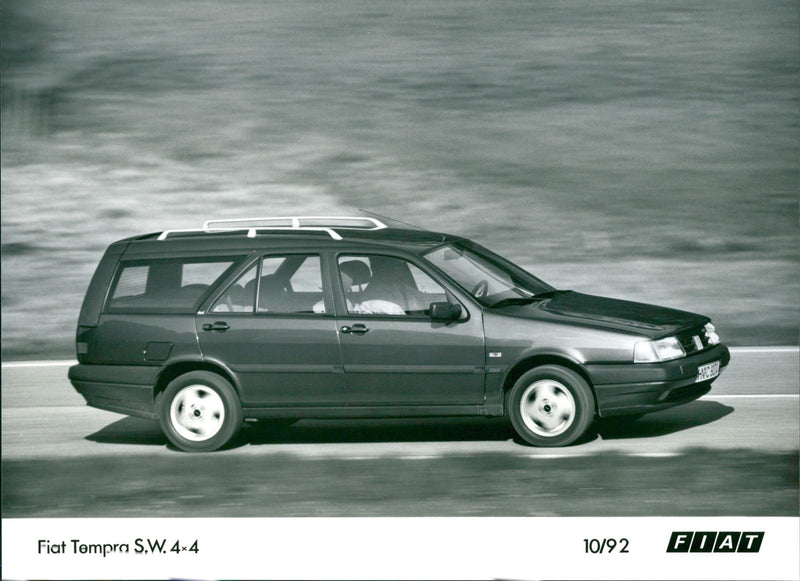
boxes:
[525,453,591,459]
[702,394,799,399]
[630,452,680,458]
[729,346,798,353]
[315,453,663,461]
[292,452,700,461]
[2,360,76,368]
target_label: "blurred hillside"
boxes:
[2,0,797,358]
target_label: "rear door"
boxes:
[196,252,345,407]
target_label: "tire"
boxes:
[157,371,243,452]
[506,365,595,447]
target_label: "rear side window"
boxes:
[256,254,325,314]
[210,254,326,314]
[107,257,240,313]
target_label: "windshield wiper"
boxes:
[489,297,541,309]
[489,290,566,309]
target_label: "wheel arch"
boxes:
[154,358,240,402]
[502,354,598,414]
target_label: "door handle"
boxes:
[202,321,230,332]
[340,324,369,335]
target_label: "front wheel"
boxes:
[506,365,595,447]
[158,371,243,452]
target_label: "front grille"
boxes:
[677,326,710,355]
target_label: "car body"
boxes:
[69,216,730,451]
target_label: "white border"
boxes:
[3,517,798,580]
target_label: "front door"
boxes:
[197,253,345,406]
[334,254,485,406]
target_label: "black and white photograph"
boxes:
[2,1,798,579]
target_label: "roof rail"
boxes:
[203,216,387,230]
[156,216,387,241]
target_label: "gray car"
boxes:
[69,216,730,452]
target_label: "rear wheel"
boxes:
[158,371,242,452]
[506,365,595,447]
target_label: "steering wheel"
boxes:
[470,279,489,299]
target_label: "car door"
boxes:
[196,252,345,407]
[333,253,485,406]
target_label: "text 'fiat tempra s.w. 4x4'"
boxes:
[69,216,730,452]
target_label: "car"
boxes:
[69,215,730,452]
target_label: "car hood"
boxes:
[496,291,709,338]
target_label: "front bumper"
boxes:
[586,344,731,417]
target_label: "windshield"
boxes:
[423,242,555,307]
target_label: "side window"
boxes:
[113,266,149,298]
[408,263,447,299]
[338,255,449,316]
[289,259,324,292]
[257,255,325,315]
[210,263,257,313]
[108,258,238,313]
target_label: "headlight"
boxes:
[634,336,686,363]
[704,322,720,345]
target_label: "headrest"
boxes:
[339,260,371,286]
[258,274,287,294]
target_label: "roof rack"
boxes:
[156,216,388,241]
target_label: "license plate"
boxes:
[696,360,720,382]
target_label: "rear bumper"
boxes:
[586,344,731,417]
[68,364,158,420]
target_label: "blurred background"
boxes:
[2,0,797,359]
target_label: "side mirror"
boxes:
[430,302,462,321]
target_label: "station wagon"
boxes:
[69,216,730,451]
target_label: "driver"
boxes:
[313,257,419,316]
[358,256,422,314]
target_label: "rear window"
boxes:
[107,257,241,313]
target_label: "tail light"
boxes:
[76,326,96,363]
